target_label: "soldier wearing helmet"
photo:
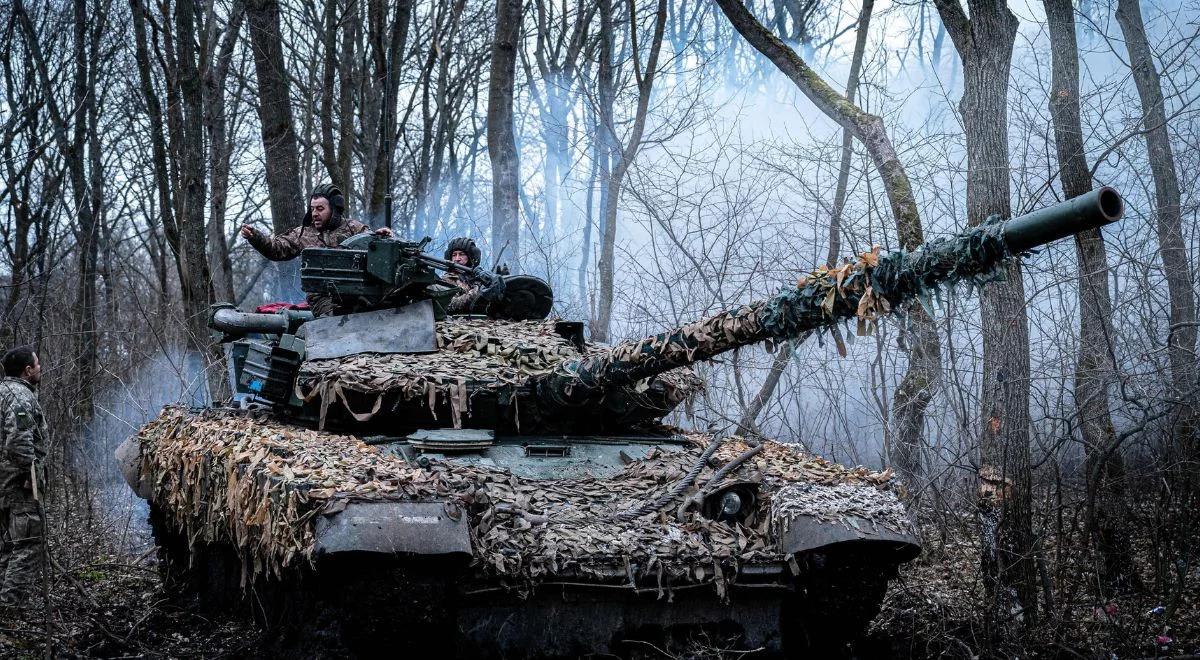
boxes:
[441,237,505,314]
[240,184,393,316]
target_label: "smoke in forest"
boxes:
[80,348,213,552]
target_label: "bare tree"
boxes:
[174,0,216,356]
[363,0,414,227]
[0,27,58,329]
[592,0,668,342]
[1043,0,1136,596]
[1115,0,1198,453]
[246,0,303,297]
[714,0,942,485]
[523,0,593,248]
[13,0,108,419]
[933,0,1037,631]
[487,0,524,269]
[206,4,245,303]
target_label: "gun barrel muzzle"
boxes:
[1002,186,1123,254]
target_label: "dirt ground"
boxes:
[0,493,1195,659]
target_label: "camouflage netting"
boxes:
[137,406,912,590]
[296,318,702,427]
[550,218,1014,395]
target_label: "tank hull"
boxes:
[126,405,918,657]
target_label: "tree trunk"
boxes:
[365,0,414,227]
[175,0,223,402]
[205,5,243,304]
[0,138,36,324]
[593,0,668,342]
[130,0,181,267]
[716,0,941,486]
[319,0,345,194]
[1043,0,1137,596]
[1116,0,1198,451]
[826,0,873,269]
[588,1,614,335]
[245,0,303,299]
[337,5,358,207]
[489,0,524,270]
[579,108,600,307]
[934,0,1036,631]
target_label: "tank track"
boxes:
[151,505,898,658]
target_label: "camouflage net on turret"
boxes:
[137,406,911,591]
[296,318,702,427]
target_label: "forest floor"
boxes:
[0,493,1195,658]
[0,490,261,658]
[869,532,1199,658]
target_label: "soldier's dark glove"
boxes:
[479,276,507,302]
[471,266,500,287]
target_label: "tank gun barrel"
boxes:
[538,187,1123,406]
[999,186,1123,253]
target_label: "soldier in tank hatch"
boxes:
[240,183,394,316]
[0,346,47,609]
[440,237,506,314]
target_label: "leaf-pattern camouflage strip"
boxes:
[136,406,911,589]
[296,318,702,427]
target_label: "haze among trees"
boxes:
[0,0,1197,655]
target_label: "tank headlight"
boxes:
[720,491,743,518]
[701,484,758,524]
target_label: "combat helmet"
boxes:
[305,183,346,229]
[444,237,481,268]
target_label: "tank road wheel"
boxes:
[781,548,897,658]
[263,554,462,659]
[148,504,245,614]
[148,504,190,590]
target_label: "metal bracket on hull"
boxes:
[780,514,921,561]
[314,501,471,556]
[114,436,152,499]
[301,300,437,360]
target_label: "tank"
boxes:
[115,187,1124,657]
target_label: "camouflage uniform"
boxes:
[246,219,370,316]
[441,271,486,315]
[441,237,494,315]
[0,377,46,606]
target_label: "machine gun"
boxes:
[210,234,554,402]
[298,234,548,319]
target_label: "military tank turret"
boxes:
[116,187,1123,657]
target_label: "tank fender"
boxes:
[114,436,152,500]
[314,501,471,556]
[780,514,921,562]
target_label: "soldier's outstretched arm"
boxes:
[240,224,306,261]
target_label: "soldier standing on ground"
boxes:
[440,237,506,314]
[0,346,47,609]
[240,183,394,316]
